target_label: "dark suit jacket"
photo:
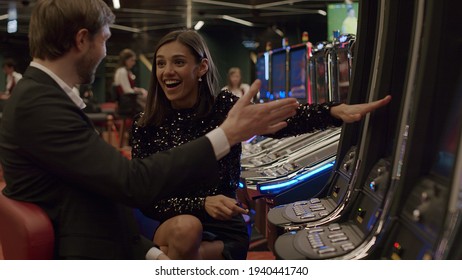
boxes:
[0,66,220,259]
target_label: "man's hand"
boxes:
[205,195,249,221]
[220,79,298,146]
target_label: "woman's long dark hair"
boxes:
[138,29,220,127]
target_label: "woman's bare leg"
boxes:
[154,215,202,259]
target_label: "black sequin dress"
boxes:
[131,90,342,259]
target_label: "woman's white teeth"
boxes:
[165,80,181,88]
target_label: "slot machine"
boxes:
[265,0,381,234]
[329,34,356,103]
[272,0,418,259]
[288,42,312,104]
[380,0,462,260]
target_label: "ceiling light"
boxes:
[221,15,254,27]
[272,25,284,37]
[112,0,121,9]
[194,21,204,30]
[110,24,141,33]
[317,10,327,16]
[7,19,17,33]
[242,40,260,49]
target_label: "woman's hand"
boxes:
[330,95,392,123]
[204,195,249,221]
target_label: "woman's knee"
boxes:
[170,215,202,240]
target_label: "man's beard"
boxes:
[76,50,100,85]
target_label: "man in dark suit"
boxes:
[0,0,298,260]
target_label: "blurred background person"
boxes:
[0,58,23,100]
[222,67,250,98]
[341,4,358,35]
[113,48,147,117]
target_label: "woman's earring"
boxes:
[198,77,202,82]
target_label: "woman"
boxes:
[222,67,250,98]
[113,48,148,116]
[131,29,391,260]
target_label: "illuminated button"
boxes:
[421,192,429,202]
[308,234,322,242]
[293,206,305,216]
[309,205,326,211]
[369,180,378,191]
[331,236,349,243]
[310,198,321,204]
[311,242,325,249]
[412,209,421,222]
[293,201,309,206]
[357,208,366,218]
[341,243,355,251]
[308,228,325,234]
[301,213,316,219]
[319,211,329,217]
[392,241,403,258]
[318,247,336,255]
[327,232,345,239]
[309,239,323,246]
[263,170,278,176]
[328,223,341,231]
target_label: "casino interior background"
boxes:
[1,0,462,260]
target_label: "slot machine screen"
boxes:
[327,2,359,40]
[337,47,351,103]
[256,52,270,102]
[314,53,328,103]
[270,49,288,100]
[289,46,308,102]
[431,82,462,180]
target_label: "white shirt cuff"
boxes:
[146,247,165,260]
[206,127,230,160]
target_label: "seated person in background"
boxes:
[79,84,102,114]
[131,29,392,260]
[113,48,148,116]
[221,67,250,98]
[0,58,23,100]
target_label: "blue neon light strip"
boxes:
[259,162,334,191]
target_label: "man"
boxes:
[0,58,22,99]
[0,0,298,260]
[0,59,22,112]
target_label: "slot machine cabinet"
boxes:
[269,47,289,101]
[309,41,332,104]
[288,42,312,104]
[380,0,462,260]
[273,0,418,259]
[265,0,382,236]
[329,34,356,103]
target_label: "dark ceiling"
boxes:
[0,0,344,53]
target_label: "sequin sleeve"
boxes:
[267,101,343,139]
[141,196,207,222]
[130,113,145,159]
[130,94,238,223]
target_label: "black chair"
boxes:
[113,85,142,148]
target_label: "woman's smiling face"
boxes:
[155,40,208,109]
